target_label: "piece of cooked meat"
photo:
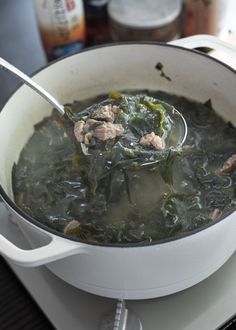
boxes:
[83,118,98,131]
[84,132,93,145]
[209,208,222,220]
[74,119,100,143]
[74,113,124,143]
[152,135,164,150]
[93,122,124,141]
[74,120,85,142]
[218,154,236,175]
[64,220,80,235]
[111,105,120,114]
[91,104,120,123]
[139,132,163,150]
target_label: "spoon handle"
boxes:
[0,57,65,115]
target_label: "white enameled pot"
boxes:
[0,35,236,300]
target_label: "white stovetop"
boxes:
[1,203,236,330]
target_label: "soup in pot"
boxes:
[12,91,236,244]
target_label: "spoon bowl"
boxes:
[163,104,187,148]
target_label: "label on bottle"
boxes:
[34,0,86,60]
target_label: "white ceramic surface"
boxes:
[0,36,235,299]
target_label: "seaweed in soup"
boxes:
[12,91,236,244]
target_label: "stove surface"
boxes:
[1,202,236,330]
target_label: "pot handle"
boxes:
[0,230,86,267]
[169,34,236,59]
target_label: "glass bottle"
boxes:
[34,0,86,60]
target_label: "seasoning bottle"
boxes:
[107,0,182,42]
[34,0,86,61]
[184,0,230,39]
[83,0,110,46]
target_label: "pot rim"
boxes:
[0,41,235,248]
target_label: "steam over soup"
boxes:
[12,91,236,244]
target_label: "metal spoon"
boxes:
[0,57,65,115]
[157,100,187,149]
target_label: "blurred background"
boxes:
[0,0,235,108]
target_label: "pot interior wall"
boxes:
[0,44,235,201]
